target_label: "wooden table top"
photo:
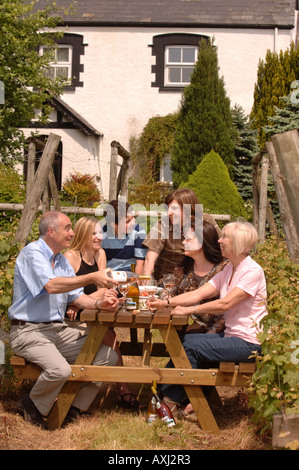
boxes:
[80,307,189,328]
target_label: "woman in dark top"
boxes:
[159,220,229,334]
[64,217,143,410]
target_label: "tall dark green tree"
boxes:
[171,37,235,187]
[232,105,259,202]
[250,43,299,147]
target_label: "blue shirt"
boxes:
[101,223,147,271]
[8,238,83,322]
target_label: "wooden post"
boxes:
[271,130,299,237]
[117,157,130,198]
[266,140,299,263]
[109,144,118,201]
[252,155,261,231]
[252,151,279,238]
[26,141,36,198]
[258,154,269,243]
[15,133,61,245]
[48,168,61,211]
[110,141,131,200]
[42,182,50,213]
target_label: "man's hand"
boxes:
[93,268,119,288]
[66,304,79,321]
[45,268,119,294]
[73,288,119,312]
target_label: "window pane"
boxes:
[183,48,195,63]
[42,47,56,61]
[168,67,181,83]
[44,67,55,79]
[168,48,181,63]
[57,47,69,63]
[56,67,69,78]
[182,67,193,83]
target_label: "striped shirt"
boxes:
[101,223,147,271]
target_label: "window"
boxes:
[165,46,198,86]
[39,33,86,89]
[40,45,73,83]
[151,33,208,91]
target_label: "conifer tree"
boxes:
[171,38,235,187]
[250,43,299,147]
[263,92,299,139]
[181,149,247,219]
[232,105,259,202]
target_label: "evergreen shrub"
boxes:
[0,230,19,329]
[249,238,299,432]
[0,164,26,230]
[181,149,247,219]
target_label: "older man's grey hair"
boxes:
[39,211,62,238]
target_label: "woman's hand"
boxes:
[97,288,119,310]
[148,297,169,310]
[170,305,194,316]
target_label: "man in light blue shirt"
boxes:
[8,211,119,427]
[8,237,83,323]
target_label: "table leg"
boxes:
[158,324,220,434]
[142,329,152,366]
[46,324,109,430]
[130,328,138,355]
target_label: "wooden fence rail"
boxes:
[0,203,231,222]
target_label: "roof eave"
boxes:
[57,20,295,29]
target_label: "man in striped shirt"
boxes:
[101,200,147,274]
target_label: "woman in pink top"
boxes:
[149,220,267,415]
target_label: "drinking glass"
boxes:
[163,274,175,298]
[118,283,129,310]
[142,279,158,296]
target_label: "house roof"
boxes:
[46,0,295,28]
[48,94,103,136]
[28,93,103,136]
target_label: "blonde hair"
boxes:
[69,217,99,252]
[222,220,258,256]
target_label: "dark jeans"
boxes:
[161,333,261,405]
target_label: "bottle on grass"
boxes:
[151,385,175,427]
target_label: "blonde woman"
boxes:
[65,217,144,410]
[149,220,267,416]
[64,217,108,314]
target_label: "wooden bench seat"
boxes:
[10,355,256,384]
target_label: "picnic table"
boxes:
[11,307,255,433]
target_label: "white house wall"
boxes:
[25,26,293,200]
[20,127,102,195]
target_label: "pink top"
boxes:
[208,256,267,344]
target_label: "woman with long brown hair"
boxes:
[142,188,220,282]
